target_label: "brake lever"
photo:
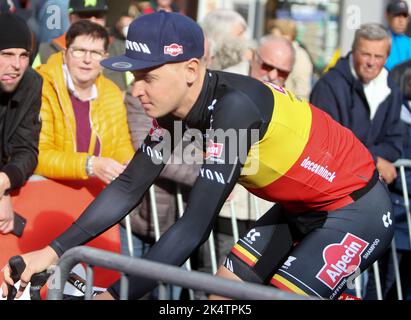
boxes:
[7,256,26,300]
[29,271,51,300]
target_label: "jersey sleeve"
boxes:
[49,117,178,256]
[108,90,264,299]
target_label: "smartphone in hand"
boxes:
[11,212,26,237]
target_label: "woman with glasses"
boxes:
[34,20,134,185]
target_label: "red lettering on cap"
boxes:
[164,43,184,57]
[316,233,369,290]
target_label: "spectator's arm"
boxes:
[1,80,42,190]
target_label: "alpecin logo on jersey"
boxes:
[149,119,164,142]
[316,233,369,290]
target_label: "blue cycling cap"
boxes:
[101,11,204,71]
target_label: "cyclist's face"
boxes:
[131,62,192,118]
[64,35,107,90]
[352,38,389,84]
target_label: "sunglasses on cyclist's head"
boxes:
[254,51,291,80]
[77,11,106,19]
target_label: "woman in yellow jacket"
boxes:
[35,20,134,184]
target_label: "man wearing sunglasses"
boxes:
[385,0,411,70]
[249,35,294,87]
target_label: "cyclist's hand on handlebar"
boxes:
[1,246,58,299]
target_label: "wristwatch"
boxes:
[86,155,95,177]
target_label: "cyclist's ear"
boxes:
[184,58,202,84]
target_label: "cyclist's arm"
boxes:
[49,128,175,256]
[108,91,263,299]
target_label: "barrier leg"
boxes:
[176,185,195,300]
[391,240,403,300]
[124,215,134,257]
[373,262,383,300]
[252,194,261,220]
[119,273,129,300]
[85,265,94,300]
[399,166,411,253]
[149,186,168,300]
[229,200,240,243]
[354,275,362,299]
[208,230,218,275]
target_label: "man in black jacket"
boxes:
[0,12,42,234]
[310,23,403,185]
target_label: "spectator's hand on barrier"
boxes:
[0,195,14,234]
[1,246,58,299]
[376,156,397,184]
[93,157,127,185]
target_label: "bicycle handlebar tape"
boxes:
[29,271,50,300]
[7,256,26,300]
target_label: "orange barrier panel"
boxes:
[1,178,121,289]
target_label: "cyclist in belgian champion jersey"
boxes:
[2,11,394,300]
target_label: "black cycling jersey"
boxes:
[49,70,378,299]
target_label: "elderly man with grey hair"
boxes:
[310,23,403,185]
[201,9,251,73]
[249,34,295,86]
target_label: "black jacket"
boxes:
[0,67,42,191]
[310,54,403,162]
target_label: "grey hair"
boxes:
[352,23,392,53]
[258,34,296,66]
[201,9,247,42]
[209,36,248,70]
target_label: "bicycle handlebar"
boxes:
[7,255,50,300]
[7,255,103,300]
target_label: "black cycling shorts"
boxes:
[224,179,394,300]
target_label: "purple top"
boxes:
[70,94,100,156]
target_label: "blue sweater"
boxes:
[310,54,403,163]
[385,32,411,71]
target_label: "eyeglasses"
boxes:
[254,51,291,80]
[68,47,106,61]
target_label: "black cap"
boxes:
[68,0,108,14]
[0,13,31,51]
[387,0,409,15]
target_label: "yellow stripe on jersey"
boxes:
[271,274,309,296]
[239,83,312,189]
[233,244,258,265]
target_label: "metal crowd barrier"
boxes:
[121,160,411,301]
[390,159,411,300]
[354,159,411,300]
[46,246,317,300]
